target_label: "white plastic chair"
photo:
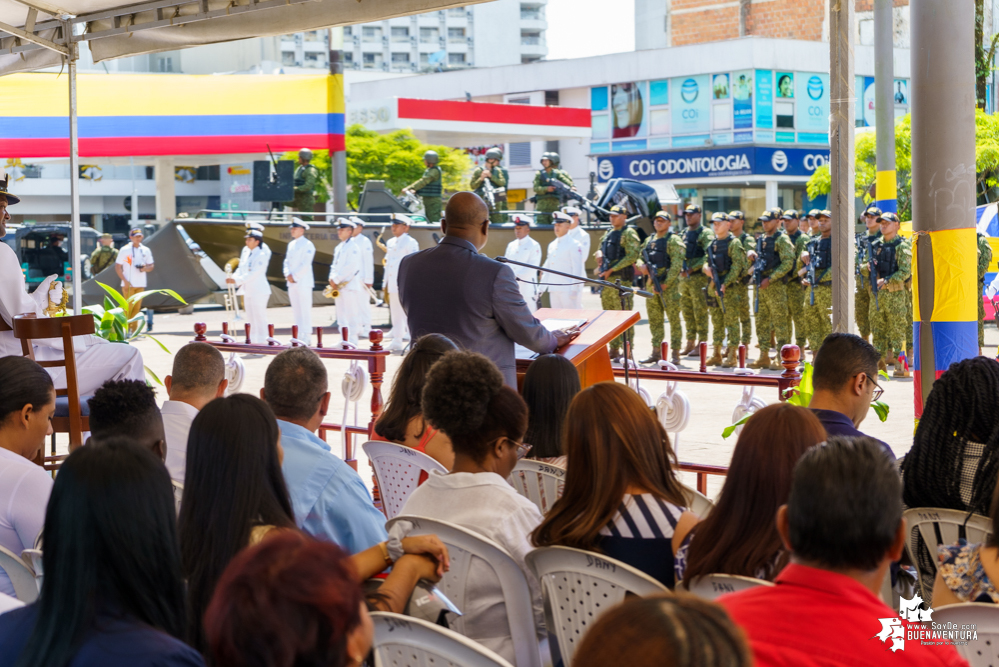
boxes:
[902,508,993,602]
[682,573,774,600]
[681,484,714,519]
[526,545,669,667]
[20,549,43,595]
[363,441,448,519]
[386,516,542,667]
[507,459,565,515]
[371,611,515,667]
[0,545,38,603]
[931,603,999,666]
[171,480,184,514]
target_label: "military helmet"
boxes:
[541,151,561,167]
[298,148,313,161]
[423,150,440,165]
[485,147,503,162]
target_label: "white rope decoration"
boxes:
[223,352,245,396]
[731,386,768,436]
[654,359,690,456]
[340,360,368,460]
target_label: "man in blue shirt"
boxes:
[262,347,387,553]
[808,332,894,459]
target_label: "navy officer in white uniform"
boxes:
[329,219,366,346]
[543,211,585,309]
[228,228,272,344]
[383,214,420,353]
[503,215,542,313]
[283,217,316,345]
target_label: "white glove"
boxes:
[29,275,58,313]
[48,281,63,306]
[987,282,998,299]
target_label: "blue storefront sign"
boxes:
[595,146,831,182]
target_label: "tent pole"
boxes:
[67,36,82,314]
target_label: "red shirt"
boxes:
[719,563,969,667]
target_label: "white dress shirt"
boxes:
[233,244,272,296]
[543,235,585,292]
[569,225,592,261]
[355,233,375,286]
[283,236,316,289]
[383,233,420,295]
[161,400,200,486]
[115,243,155,288]
[329,238,365,292]
[0,448,53,598]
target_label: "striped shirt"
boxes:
[597,493,687,588]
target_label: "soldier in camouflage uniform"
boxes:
[405,150,444,223]
[90,233,117,275]
[638,210,685,365]
[678,204,714,356]
[470,147,508,224]
[595,205,642,359]
[869,212,912,377]
[705,213,748,367]
[747,211,795,370]
[532,152,573,226]
[855,206,882,344]
[979,231,994,350]
[729,211,754,349]
[782,210,809,351]
[800,211,834,358]
[290,148,320,221]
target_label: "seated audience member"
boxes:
[719,436,969,667]
[0,357,55,598]
[162,342,227,485]
[532,382,698,588]
[373,333,458,469]
[262,347,388,553]
[807,332,893,458]
[87,379,166,461]
[205,532,372,667]
[388,351,544,664]
[0,438,204,667]
[932,481,999,605]
[677,403,826,584]
[573,594,752,667]
[181,394,447,654]
[522,353,580,468]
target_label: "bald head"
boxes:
[441,191,490,251]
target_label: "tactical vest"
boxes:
[809,237,833,282]
[685,226,706,260]
[874,237,903,280]
[788,229,803,245]
[739,233,753,284]
[709,236,733,279]
[416,166,442,197]
[602,228,627,267]
[646,233,671,274]
[761,233,783,277]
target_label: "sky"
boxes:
[544,0,635,61]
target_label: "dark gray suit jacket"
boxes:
[398,236,557,386]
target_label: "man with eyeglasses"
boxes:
[807,332,894,459]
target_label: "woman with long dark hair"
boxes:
[0,437,202,667]
[522,354,580,466]
[373,334,458,469]
[531,382,696,588]
[0,356,55,598]
[677,403,826,585]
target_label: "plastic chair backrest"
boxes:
[902,508,993,601]
[682,573,774,600]
[525,545,669,667]
[0,545,38,603]
[681,484,714,519]
[386,516,542,667]
[20,549,43,594]
[363,441,448,519]
[931,603,999,666]
[507,459,565,515]
[371,611,515,667]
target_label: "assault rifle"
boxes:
[752,236,766,314]
[641,244,668,314]
[854,233,866,289]
[549,179,612,217]
[480,171,497,210]
[867,237,880,312]
[807,242,817,306]
[706,242,726,314]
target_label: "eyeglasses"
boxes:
[863,374,884,402]
[511,439,533,460]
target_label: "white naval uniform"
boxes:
[355,232,374,337]
[383,233,420,351]
[0,244,144,394]
[233,244,272,344]
[543,235,585,310]
[329,237,365,346]
[569,225,591,264]
[504,235,542,313]
[283,235,316,344]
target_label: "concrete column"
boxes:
[155,156,176,222]
[874,0,897,214]
[764,180,778,210]
[911,0,978,416]
[329,28,348,213]
[829,0,856,334]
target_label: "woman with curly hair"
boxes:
[388,351,543,665]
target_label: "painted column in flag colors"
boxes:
[874,0,897,216]
[910,0,978,418]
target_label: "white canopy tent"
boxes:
[0,0,483,310]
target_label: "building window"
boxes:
[304,52,323,67]
[521,56,541,64]
[391,26,409,41]
[343,26,352,36]
[362,52,383,69]
[509,142,531,166]
[420,27,439,43]
[447,6,465,16]
[303,30,320,42]
[344,51,353,64]
[448,52,466,65]
[392,52,410,64]
[520,4,541,20]
[362,26,382,40]
[448,27,465,43]
[521,31,541,46]
[281,51,295,66]
[420,53,430,65]
[158,57,173,72]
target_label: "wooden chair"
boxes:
[11,314,95,469]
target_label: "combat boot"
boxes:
[721,347,738,368]
[640,350,661,365]
[680,340,697,356]
[748,354,770,369]
[706,346,723,366]
[671,350,681,365]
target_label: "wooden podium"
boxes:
[515,308,640,389]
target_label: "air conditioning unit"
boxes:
[466,9,473,18]
[467,36,473,45]
[382,35,388,44]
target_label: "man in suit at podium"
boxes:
[398,192,577,387]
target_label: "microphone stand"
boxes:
[496,256,653,389]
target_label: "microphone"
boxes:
[496,256,508,263]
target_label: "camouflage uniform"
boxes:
[707,235,748,349]
[855,231,881,340]
[869,235,912,361]
[291,163,320,220]
[754,232,795,357]
[787,229,810,349]
[597,225,642,351]
[736,231,754,346]
[471,164,508,224]
[679,225,715,342]
[979,232,993,347]
[642,230,686,355]
[408,166,443,223]
[90,244,117,275]
[802,235,833,351]
[533,168,573,225]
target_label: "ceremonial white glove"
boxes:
[48,281,64,307]
[29,275,59,313]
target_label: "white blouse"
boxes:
[0,447,52,597]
